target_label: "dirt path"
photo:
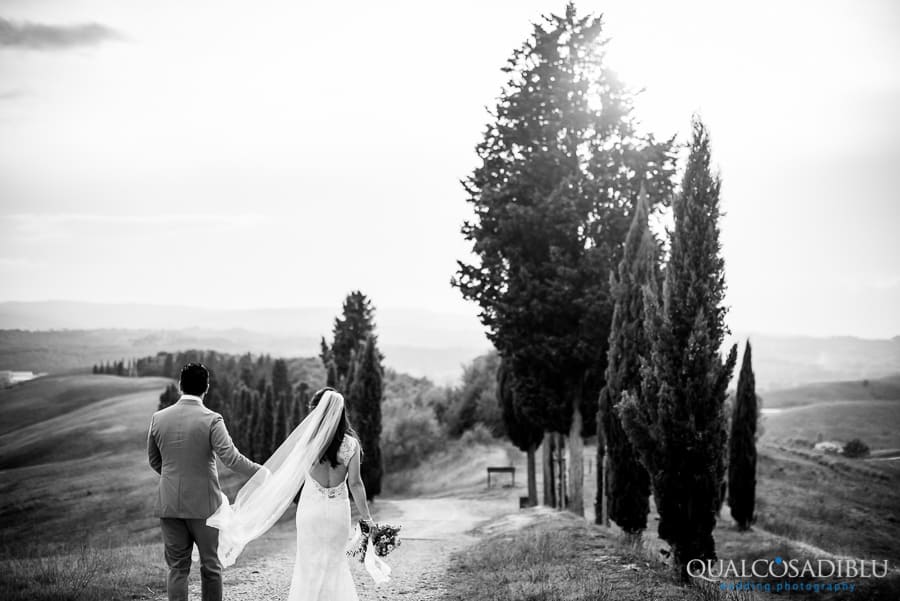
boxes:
[155,495,515,601]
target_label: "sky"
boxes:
[0,0,898,338]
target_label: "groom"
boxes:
[148,362,262,601]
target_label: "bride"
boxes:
[207,387,385,600]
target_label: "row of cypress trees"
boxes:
[455,3,759,579]
[156,356,313,464]
[598,122,760,576]
[136,297,387,499]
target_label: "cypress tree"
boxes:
[728,340,758,530]
[293,383,309,427]
[348,335,383,499]
[452,4,676,515]
[272,359,290,398]
[326,362,338,388]
[254,385,277,461]
[243,389,259,460]
[328,291,376,386]
[497,358,543,506]
[163,354,174,379]
[620,118,737,579]
[276,391,293,444]
[158,383,180,410]
[598,187,655,532]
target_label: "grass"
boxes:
[0,374,170,436]
[0,376,176,548]
[762,374,900,409]
[441,510,757,601]
[752,445,900,561]
[761,400,900,450]
[0,541,165,601]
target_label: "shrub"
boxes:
[460,422,497,446]
[381,406,445,470]
[843,438,870,458]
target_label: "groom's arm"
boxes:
[210,415,262,477]
[147,415,162,474]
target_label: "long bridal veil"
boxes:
[208,390,345,567]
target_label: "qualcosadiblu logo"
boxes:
[687,556,890,583]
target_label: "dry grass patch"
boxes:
[442,510,754,601]
[0,542,165,601]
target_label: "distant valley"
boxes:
[0,301,898,388]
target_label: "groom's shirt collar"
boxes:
[179,394,204,404]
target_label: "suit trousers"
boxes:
[159,517,222,601]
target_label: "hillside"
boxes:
[3,301,900,387]
[0,328,485,385]
[0,375,174,549]
[762,373,900,408]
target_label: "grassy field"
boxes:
[0,374,169,436]
[0,375,177,599]
[762,374,900,409]
[761,399,900,451]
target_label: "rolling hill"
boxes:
[762,373,900,408]
[0,375,173,549]
[2,301,900,388]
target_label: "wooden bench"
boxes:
[486,466,515,488]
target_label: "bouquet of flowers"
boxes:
[347,520,402,562]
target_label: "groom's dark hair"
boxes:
[180,363,209,396]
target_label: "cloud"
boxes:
[0,17,120,50]
[0,89,23,100]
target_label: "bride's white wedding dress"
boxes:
[208,391,389,599]
[288,434,359,601]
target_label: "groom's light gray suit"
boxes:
[148,394,261,601]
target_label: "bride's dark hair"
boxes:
[309,387,360,467]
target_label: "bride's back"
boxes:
[309,434,355,488]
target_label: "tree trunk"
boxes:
[567,403,584,516]
[601,447,610,526]
[526,443,538,507]
[542,432,556,507]
[556,432,567,509]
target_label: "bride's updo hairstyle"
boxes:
[309,387,360,467]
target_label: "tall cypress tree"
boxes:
[325,362,338,388]
[598,187,655,532]
[348,335,384,499]
[254,384,277,461]
[272,359,290,398]
[452,4,676,515]
[328,291,375,386]
[293,383,310,427]
[729,340,758,530]
[275,392,293,445]
[620,118,737,578]
[243,388,260,460]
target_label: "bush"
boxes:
[460,423,497,446]
[843,438,870,458]
[381,406,445,470]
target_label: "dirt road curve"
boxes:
[154,496,514,601]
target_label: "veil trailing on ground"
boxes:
[207,390,345,567]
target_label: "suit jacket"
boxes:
[148,395,261,519]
